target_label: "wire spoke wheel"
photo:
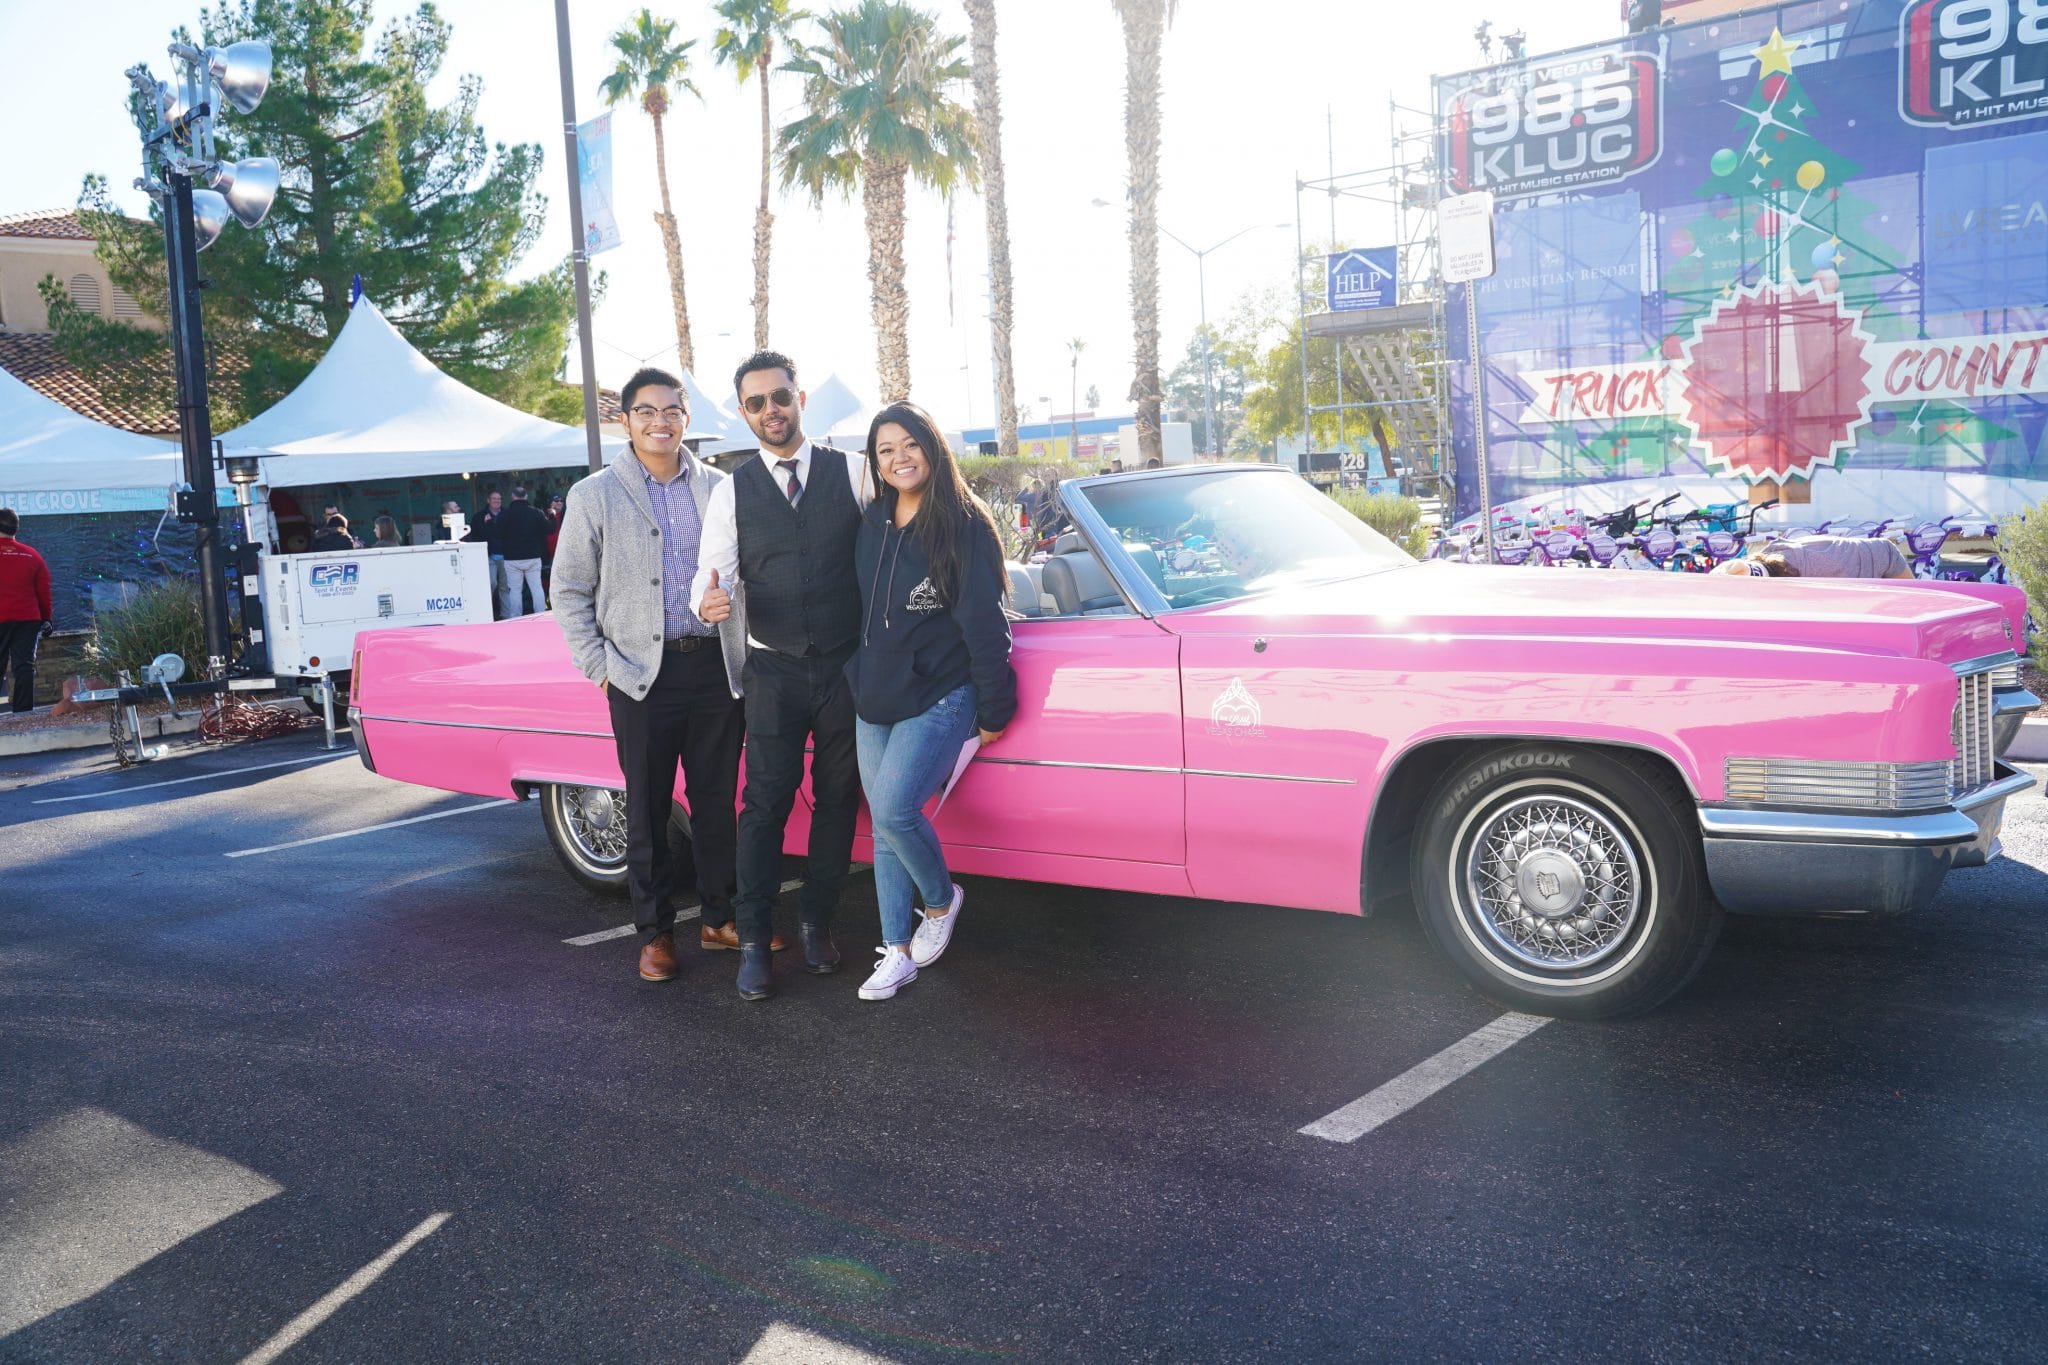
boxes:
[560,785,629,868]
[1462,793,1644,972]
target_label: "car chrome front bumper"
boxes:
[1994,686,2039,756]
[1697,761,2036,916]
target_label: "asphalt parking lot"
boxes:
[3,730,2046,1362]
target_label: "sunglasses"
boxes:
[740,387,797,415]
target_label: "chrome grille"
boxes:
[1952,664,1997,795]
[1723,758,1954,811]
[1990,659,2021,689]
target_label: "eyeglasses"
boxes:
[740,387,797,415]
[629,405,686,423]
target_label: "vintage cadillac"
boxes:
[348,465,2039,1018]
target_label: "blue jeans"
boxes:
[856,684,978,945]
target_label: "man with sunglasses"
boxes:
[693,350,874,1001]
[553,367,760,987]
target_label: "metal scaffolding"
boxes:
[1293,98,1450,504]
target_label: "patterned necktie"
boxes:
[777,459,801,506]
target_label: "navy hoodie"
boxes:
[848,496,1018,733]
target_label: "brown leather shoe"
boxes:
[700,922,787,952]
[638,932,679,982]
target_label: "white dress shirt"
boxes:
[688,439,876,619]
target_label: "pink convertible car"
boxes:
[348,465,2038,1018]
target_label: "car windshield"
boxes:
[1078,468,1413,610]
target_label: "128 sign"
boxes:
[1901,0,2048,127]
[1443,49,1662,198]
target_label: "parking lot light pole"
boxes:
[1161,222,1287,456]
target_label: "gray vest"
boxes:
[735,447,863,656]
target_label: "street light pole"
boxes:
[161,170,230,676]
[1161,222,1288,456]
[554,0,603,473]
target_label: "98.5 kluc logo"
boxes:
[1901,0,2048,128]
[1443,49,1663,198]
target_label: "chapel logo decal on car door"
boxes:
[1207,678,1265,742]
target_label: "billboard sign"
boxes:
[1326,247,1399,311]
[1441,46,1664,197]
[1435,3,2048,520]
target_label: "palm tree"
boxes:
[962,0,1018,459]
[600,10,702,374]
[714,0,809,351]
[1110,0,1176,465]
[779,0,977,402]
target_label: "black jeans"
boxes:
[606,645,744,940]
[0,621,38,712]
[734,643,860,945]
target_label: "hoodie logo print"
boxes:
[905,577,942,613]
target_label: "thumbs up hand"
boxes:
[699,566,733,623]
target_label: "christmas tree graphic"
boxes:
[1654,27,2013,492]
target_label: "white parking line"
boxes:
[564,878,808,945]
[1299,1013,1552,1143]
[32,752,349,805]
[223,799,516,858]
[235,1212,451,1365]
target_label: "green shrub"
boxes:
[85,578,205,679]
[1325,488,1429,558]
[1997,506,2048,665]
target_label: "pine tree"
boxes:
[46,0,580,426]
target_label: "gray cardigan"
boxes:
[551,449,748,699]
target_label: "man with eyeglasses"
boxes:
[553,367,759,986]
[693,349,874,1001]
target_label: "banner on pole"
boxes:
[576,113,622,256]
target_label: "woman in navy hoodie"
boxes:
[848,402,1017,1001]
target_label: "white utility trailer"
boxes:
[260,540,496,741]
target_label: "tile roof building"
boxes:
[0,208,171,434]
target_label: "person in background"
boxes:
[369,515,403,548]
[321,503,362,548]
[845,402,1017,1001]
[543,494,566,594]
[1718,535,1912,579]
[432,500,464,541]
[495,485,552,617]
[309,515,357,553]
[466,489,507,617]
[0,509,53,714]
[554,369,753,986]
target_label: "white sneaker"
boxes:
[909,885,964,967]
[858,947,918,1000]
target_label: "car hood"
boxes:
[1163,561,2015,667]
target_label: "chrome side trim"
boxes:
[353,715,1355,785]
[972,755,1354,785]
[353,712,612,740]
[1696,806,1980,847]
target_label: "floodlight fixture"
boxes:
[188,188,232,250]
[205,40,273,113]
[209,156,279,227]
[224,455,263,486]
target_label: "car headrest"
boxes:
[1051,532,1089,555]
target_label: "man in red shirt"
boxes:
[0,509,53,713]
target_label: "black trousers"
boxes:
[734,642,861,944]
[606,645,744,940]
[0,620,38,713]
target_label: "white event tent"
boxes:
[0,366,195,517]
[219,295,623,486]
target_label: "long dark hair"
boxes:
[865,401,1006,606]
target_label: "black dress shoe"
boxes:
[799,922,841,975]
[736,943,774,1001]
